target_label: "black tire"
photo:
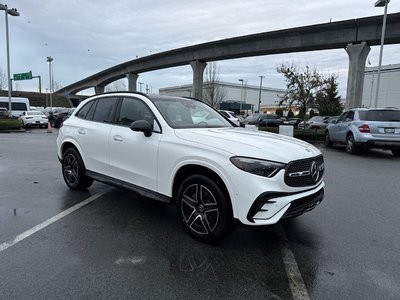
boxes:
[62,148,93,190]
[324,131,333,147]
[392,149,400,157]
[176,174,235,243]
[346,134,358,154]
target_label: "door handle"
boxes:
[113,135,123,142]
[78,129,86,134]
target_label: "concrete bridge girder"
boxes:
[127,73,138,92]
[345,42,371,109]
[190,60,207,100]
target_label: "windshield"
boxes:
[244,114,260,122]
[152,97,232,129]
[309,116,326,122]
[358,110,400,122]
[27,111,43,116]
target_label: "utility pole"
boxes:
[258,76,265,113]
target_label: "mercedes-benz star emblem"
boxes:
[310,161,320,183]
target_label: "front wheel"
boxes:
[176,174,235,243]
[346,134,358,154]
[62,148,94,190]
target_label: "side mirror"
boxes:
[130,120,153,137]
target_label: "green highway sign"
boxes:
[13,71,32,81]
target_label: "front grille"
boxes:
[284,155,324,187]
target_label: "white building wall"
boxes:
[362,64,400,108]
[159,82,285,111]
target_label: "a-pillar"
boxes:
[345,42,370,109]
[127,73,139,92]
[94,85,105,94]
[190,60,207,100]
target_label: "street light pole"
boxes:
[0,4,19,117]
[47,56,53,109]
[374,0,390,108]
[238,79,244,102]
[258,76,265,113]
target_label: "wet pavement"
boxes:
[0,128,399,299]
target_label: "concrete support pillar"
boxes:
[127,73,139,92]
[345,42,370,109]
[190,60,207,100]
[94,85,105,94]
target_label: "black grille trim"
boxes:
[284,155,324,187]
[281,188,324,219]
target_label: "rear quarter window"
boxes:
[76,100,95,120]
[358,110,400,121]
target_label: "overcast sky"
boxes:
[1,0,400,97]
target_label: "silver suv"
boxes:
[324,108,400,156]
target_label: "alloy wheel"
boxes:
[63,153,79,185]
[180,184,220,235]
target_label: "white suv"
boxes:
[57,93,325,243]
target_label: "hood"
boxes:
[174,127,321,163]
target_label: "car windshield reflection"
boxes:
[152,97,232,129]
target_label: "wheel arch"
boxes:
[60,141,86,166]
[171,165,232,209]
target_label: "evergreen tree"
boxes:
[316,75,344,116]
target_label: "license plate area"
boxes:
[384,127,395,134]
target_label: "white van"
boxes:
[0,97,31,117]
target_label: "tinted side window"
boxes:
[337,112,348,123]
[117,97,154,127]
[92,97,118,123]
[76,100,95,120]
[345,111,354,121]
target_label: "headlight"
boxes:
[230,157,286,178]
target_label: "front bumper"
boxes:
[223,163,325,226]
[247,185,324,223]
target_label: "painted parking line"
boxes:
[0,190,109,254]
[275,224,310,300]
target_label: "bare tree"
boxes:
[105,79,127,92]
[203,62,227,108]
[0,68,7,90]
[277,63,323,120]
[52,81,63,91]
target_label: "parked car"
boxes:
[243,113,283,127]
[324,108,400,156]
[218,110,240,126]
[298,116,331,129]
[18,111,48,128]
[57,93,325,243]
[0,107,8,118]
[283,118,302,128]
[191,110,226,127]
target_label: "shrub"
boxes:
[0,118,22,130]
[258,126,324,141]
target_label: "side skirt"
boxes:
[86,170,172,204]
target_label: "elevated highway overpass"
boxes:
[57,13,400,109]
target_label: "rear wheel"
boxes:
[346,134,358,154]
[176,174,235,243]
[62,148,93,190]
[392,149,400,157]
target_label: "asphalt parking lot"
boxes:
[1,128,399,299]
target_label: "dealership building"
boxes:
[159,82,286,114]
[362,63,400,109]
